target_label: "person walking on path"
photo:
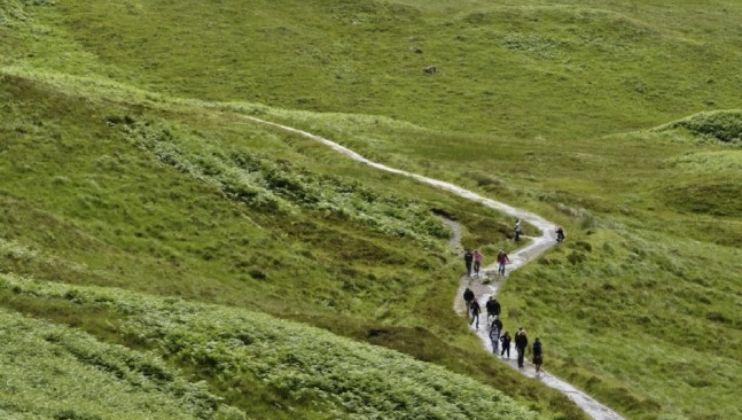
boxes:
[532,338,543,375]
[464,250,474,277]
[489,318,501,354]
[491,316,503,334]
[514,219,522,242]
[469,299,481,329]
[556,227,566,243]
[463,287,474,311]
[473,249,483,277]
[496,250,510,277]
[486,296,501,322]
[500,331,511,359]
[515,327,529,369]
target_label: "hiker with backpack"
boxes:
[486,296,501,322]
[464,250,474,277]
[472,249,483,277]
[514,219,522,242]
[496,250,510,277]
[500,331,511,359]
[533,338,543,374]
[556,227,566,243]
[489,318,502,354]
[469,299,481,330]
[515,327,529,369]
[491,316,503,335]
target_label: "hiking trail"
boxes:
[239,114,624,420]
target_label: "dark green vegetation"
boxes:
[1,0,741,419]
[0,274,538,419]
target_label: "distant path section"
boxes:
[239,114,624,420]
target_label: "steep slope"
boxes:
[0,274,537,419]
[0,307,241,419]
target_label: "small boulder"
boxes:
[423,65,438,75]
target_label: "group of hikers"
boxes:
[464,287,544,374]
[458,222,565,375]
[463,248,511,278]
[464,223,566,278]
[463,288,543,374]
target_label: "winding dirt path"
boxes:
[239,114,623,420]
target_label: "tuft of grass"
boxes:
[661,109,742,143]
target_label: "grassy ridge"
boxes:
[16,0,742,140]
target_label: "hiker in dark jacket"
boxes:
[463,287,474,310]
[492,316,503,333]
[486,296,501,322]
[500,332,511,359]
[464,250,473,276]
[556,227,565,243]
[515,327,529,369]
[489,318,502,354]
[469,300,481,329]
[533,338,543,374]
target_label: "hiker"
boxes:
[486,296,501,322]
[473,249,483,277]
[533,338,543,374]
[463,287,474,311]
[469,299,481,329]
[464,249,474,276]
[489,318,501,354]
[514,219,522,242]
[500,331,511,359]
[515,327,529,369]
[492,315,503,334]
[556,227,565,243]
[496,250,510,277]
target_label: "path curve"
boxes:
[239,114,623,420]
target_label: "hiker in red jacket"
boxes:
[496,250,510,277]
[473,249,483,277]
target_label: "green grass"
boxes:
[0,273,538,419]
[1,0,741,418]
[0,51,580,420]
[0,304,242,419]
[256,100,741,419]
[11,0,742,141]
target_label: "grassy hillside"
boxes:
[0,4,583,416]
[254,101,741,418]
[0,71,586,417]
[0,306,242,419]
[0,273,539,419]
[9,0,742,140]
[1,0,741,418]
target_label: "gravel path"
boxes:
[240,113,624,420]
